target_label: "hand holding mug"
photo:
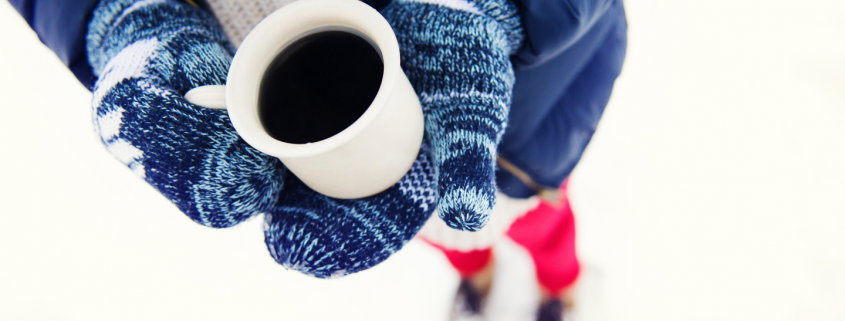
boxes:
[87,0,522,278]
[186,0,424,199]
[188,0,525,232]
[88,0,435,278]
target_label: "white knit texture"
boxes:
[400,0,481,15]
[203,0,298,47]
[205,0,483,48]
[418,192,540,251]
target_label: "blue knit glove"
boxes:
[87,0,436,278]
[381,0,524,231]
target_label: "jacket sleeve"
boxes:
[496,0,627,198]
[512,0,615,68]
[9,0,101,89]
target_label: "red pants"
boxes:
[430,186,579,295]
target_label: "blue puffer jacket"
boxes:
[9,0,627,199]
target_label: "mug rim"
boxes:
[226,0,401,159]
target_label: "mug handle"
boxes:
[185,85,228,109]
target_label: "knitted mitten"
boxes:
[265,143,437,278]
[87,0,436,277]
[381,0,524,231]
[87,0,283,228]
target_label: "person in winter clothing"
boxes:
[9,0,626,319]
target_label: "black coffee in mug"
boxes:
[258,31,384,144]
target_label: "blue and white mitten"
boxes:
[87,0,436,278]
[87,0,283,228]
[265,145,436,277]
[382,0,524,231]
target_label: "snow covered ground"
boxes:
[1,1,844,320]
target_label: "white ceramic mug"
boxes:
[185,0,423,199]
